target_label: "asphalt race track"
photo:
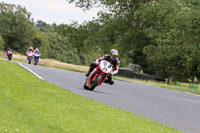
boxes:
[22,63,200,133]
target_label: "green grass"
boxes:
[0,60,181,133]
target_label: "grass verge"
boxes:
[0,60,181,133]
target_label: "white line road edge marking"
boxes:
[0,58,44,80]
[147,82,200,97]
[0,58,6,61]
[17,62,44,80]
[184,91,200,97]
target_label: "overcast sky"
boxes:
[0,0,100,24]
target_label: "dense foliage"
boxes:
[0,35,4,50]
[0,3,34,53]
[66,0,200,82]
[0,0,200,82]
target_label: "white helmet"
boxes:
[35,48,39,52]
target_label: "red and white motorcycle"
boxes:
[84,60,113,91]
[7,50,13,61]
[27,51,34,64]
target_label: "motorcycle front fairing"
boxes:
[7,50,12,56]
[85,60,112,88]
[34,54,40,61]
[7,50,13,60]
[27,52,33,59]
[34,53,40,58]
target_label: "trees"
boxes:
[47,32,81,64]
[138,0,200,81]
[66,0,200,82]
[0,3,51,58]
[1,1,199,82]
[60,21,104,65]
[32,30,50,58]
[0,2,35,53]
[0,35,4,50]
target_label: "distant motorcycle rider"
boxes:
[34,48,41,56]
[6,47,12,52]
[26,46,35,55]
[34,48,41,58]
[6,47,12,53]
[85,49,120,85]
[6,47,13,57]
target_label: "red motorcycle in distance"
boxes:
[84,60,113,91]
[27,51,34,64]
[7,50,13,61]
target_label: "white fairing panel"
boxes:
[99,60,112,74]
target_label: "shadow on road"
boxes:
[76,87,113,95]
[92,90,113,95]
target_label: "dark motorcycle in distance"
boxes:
[34,53,40,65]
[83,60,113,91]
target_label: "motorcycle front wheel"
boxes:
[8,56,12,61]
[34,61,37,65]
[90,75,102,91]
[83,82,89,90]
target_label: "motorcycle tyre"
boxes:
[90,75,102,91]
[28,60,31,64]
[34,61,37,65]
[83,82,89,90]
[8,56,12,61]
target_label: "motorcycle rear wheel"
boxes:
[90,75,102,91]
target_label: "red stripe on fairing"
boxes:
[89,68,97,85]
[98,74,103,85]
[93,74,98,81]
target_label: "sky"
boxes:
[0,0,100,25]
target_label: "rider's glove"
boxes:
[94,60,99,65]
[111,71,115,76]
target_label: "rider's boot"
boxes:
[107,74,114,85]
[104,79,109,83]
[104,79,114,85]
[85,65,95,77]
[85,72,90,77]
[109,80,114,85]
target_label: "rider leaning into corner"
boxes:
[85,49,120,85]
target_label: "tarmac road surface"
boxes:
[22,63,200,133]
